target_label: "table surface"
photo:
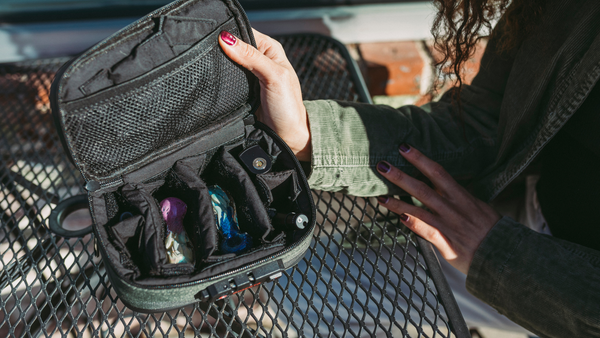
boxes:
[0,33,467,338]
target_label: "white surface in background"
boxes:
[0,2,436,63]
[0,18,135,62]
[250,2,436,43]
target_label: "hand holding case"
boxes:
[50,0,315,312]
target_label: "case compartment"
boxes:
[99,128,304,283]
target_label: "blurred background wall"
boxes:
[0,0,488,105]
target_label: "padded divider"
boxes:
[244,127,303,212]
[171,155,220,261]
[206,147,273,243]
[258,170,295,190]
[121,180,195,277]
[256,169,302,212]
[108,215,144,277]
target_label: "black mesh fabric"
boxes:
[0,35,460,337]
[63,44,251,179]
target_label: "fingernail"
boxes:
[377,161,391,174]
[399,143,411,153]
[377,195,389,204]
[400,213,410,222]
[220,31,236,45]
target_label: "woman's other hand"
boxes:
[376,144,501,274]
[218,29,311,161]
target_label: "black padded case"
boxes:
[50,0,315,313]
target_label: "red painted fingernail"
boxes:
[377,161,391,174]
[399,143,411,153]
[400,213,409,222]
[377,196,389,204]
[220,31,236,45]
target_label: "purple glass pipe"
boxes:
[160,197,194,264]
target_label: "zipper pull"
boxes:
[94,235,100,258]
[85,180,101,192]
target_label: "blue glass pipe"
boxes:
[208,185,252,254]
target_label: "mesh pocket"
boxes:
[64,44,251,178]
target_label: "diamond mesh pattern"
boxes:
[0,34,457,337]
[278,35,362,102]
[64,44,251,179]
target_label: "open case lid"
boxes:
[51,0,260,187]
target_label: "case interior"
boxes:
[93,127,313,285]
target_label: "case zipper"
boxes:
[85,177,124,192]
[230,0,258,47]
[50,57,80,167]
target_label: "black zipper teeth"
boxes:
[50,57,79,167]
[99,177,123,188]
[231,0,257,47]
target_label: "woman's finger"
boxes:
[218,30,279,84]
[397,143,461,196]
[376,195,439,226]
[398,212,454,256]
[376,161,450,213]
[251,29,289,64]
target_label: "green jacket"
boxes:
[303,1,600,337]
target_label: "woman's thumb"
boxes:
[218,30,274,82]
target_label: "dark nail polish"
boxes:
[400,213,410,222]
[220,31,236,45]
[377,196,389,204]
[377,161,391,173]
[399,143,411,153]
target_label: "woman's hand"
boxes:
[218,30,311,161]
[376,144,501,274]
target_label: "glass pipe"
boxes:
[160,197,195,264]
[208,185,252,254]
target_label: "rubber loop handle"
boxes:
[48,194,93,238]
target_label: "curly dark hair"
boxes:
[431,0,546,92]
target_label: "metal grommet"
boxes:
[239,145,272,174]
[253,157,267,170]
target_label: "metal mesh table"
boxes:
[0,33,467,337]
